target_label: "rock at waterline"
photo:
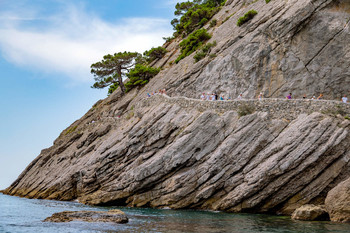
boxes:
[325,177,350,223]
[44,209,128,224]
[291,204,329,221]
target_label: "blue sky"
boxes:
[0,0,179,190]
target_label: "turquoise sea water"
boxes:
[1,193,350,233]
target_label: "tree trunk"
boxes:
[116,67,126,94]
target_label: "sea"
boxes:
[1,193,350,233]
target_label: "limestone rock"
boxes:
[325,177,350,222]
[149,0,350,100]
[4,95,350,217]
[291,204,329,221]
[44,209,128,224]
[3,0,350,221]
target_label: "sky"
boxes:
[0,0,179,190]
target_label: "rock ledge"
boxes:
[44,209,128,224]
[291,204,329,221]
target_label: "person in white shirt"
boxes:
[200,93,205,100]
[237,93,243,100]
[342,95,348,103]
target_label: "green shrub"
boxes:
[143,46,167,63]
[65,126,77,135]
[163,36,175,43]
[124,64,160,92]
[237,10,258,27]
[194,41,217,62]
[175,28,211,63]
[265,0,271,3]
[345,116,350,120]
[200,17,209,26]
[237,104,255,117]
[171,0,225,36]
[335,105,346,116]
[322,105,347,117]
[194,51,207,62]
[108,83,119,95]
[210,19,217,27]
[203,41,216,52]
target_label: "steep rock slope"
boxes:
[3,0,350,219]
[3,95,350,216]
[150,0,350,99]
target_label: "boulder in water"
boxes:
[44,209,128,224]
[291,204,329,221]
[325,177,350,223]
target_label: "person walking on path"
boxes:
[206,93,210,101]
[286,93,292,99]
[317,93,324,100]
[342,94,348,103]
[258,92,263,101]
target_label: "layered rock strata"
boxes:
[149,0,350,100]
[3,0,350,221]
[3,95,350,217]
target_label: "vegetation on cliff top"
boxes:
[194,40,217,62]
[175,28,211,63]
[171,0,226,37]
[124,65,160,92]
[143,47,168,64]
[91,52,139,94]
[91,49,163,95]
[91,0,225,95]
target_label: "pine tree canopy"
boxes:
[90,51,139,94]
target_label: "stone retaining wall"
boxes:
[140,95,350,120]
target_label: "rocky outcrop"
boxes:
[149,0,350,100]
[44,209,128,223]
[4,95,350,216]
[291,204,329,221]
[3,0,350,221]
[325,177,350,222]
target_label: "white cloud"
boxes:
[0,3,173,83]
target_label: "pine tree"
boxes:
[90,51,139,94]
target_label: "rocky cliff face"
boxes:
[152,0,350,100]
[3,0,350,221]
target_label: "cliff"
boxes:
[3,0,350,221]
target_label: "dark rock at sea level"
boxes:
[44,209,128,224]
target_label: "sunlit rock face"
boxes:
[3,0,350,221]
[326,177,350,222]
